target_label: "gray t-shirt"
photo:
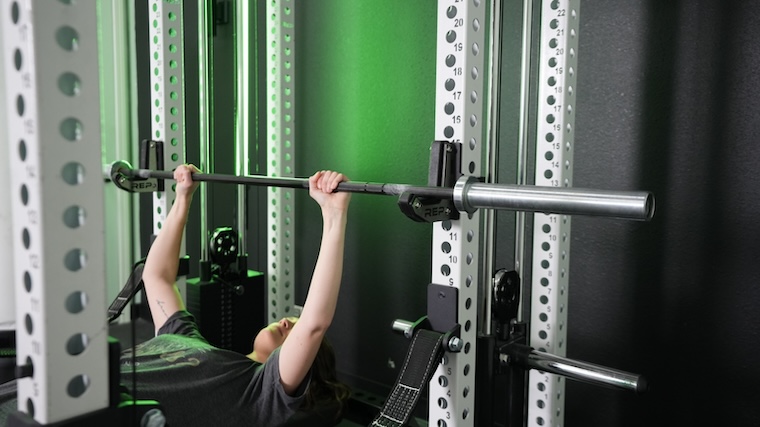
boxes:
[120,310,309,427]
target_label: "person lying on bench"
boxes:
[120,165,352,427]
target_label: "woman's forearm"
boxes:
[278,170,350,394]
[297,208,348,332]
[143,194,192,292]
[142,165,199,330]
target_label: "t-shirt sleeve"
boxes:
[249,347,312,425]
[155,310,207,342]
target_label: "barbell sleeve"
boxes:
[454,176,655,221]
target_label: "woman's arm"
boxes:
[278,171,351,395]
[142,164,200,333]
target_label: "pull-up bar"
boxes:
[109,161,655,221]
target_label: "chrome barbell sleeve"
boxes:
[453,176,654,221]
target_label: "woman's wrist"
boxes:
[321,207,348,228]
[175,191,194,204]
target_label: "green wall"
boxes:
[293,0,438,392]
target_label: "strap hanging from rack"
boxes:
[370,329,446,427]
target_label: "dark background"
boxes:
[557,1,760,425]
[134,1,760,425]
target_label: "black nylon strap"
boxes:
[107,263,144,323]
[370,329,446,427]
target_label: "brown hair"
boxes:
[302,338,351,420]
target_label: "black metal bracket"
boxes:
[428,283,462,352]
[398,141,461,223]
[140,139,164,192]
[397,192,457,223]
[110,140,164,193]
[427,282,458,333]
[111,140,164,193]
[428,140,461,189]
[391,283,462,352]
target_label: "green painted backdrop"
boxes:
[292,1,438,393]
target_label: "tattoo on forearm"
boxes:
[157,299,169,318]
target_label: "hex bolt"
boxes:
[448,336,463,352]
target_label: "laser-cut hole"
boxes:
[62,162,85,185]
[16,95,24,116]
[24,314,32,334]
[11,1,20,24]
[65,291,88,314]
[60,118,83,142]
[59,72,81,96]
[64,249,87,271]
[13,49,22,71]
[63,206,86,228]
[66,374,90,398]
[55,26,79,51]
[66,333,89,355]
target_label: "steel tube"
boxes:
[481,0,505,338]
[521,349,647,393]
[391,319,415,339]
[198,0,214,263]
[454,176,655,221]
[235,0,251,259]
[514,0,535,323]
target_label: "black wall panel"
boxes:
[552,1,760,425]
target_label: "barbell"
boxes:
[108,160,655,222]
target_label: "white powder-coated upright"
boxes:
[2,0,108,422]
[267,0,298,322]
[148,0,187,297]
[429,1,490,425]
[528,1,581,426]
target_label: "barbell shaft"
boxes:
[115,165,654,221]
[126,167,453,199]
